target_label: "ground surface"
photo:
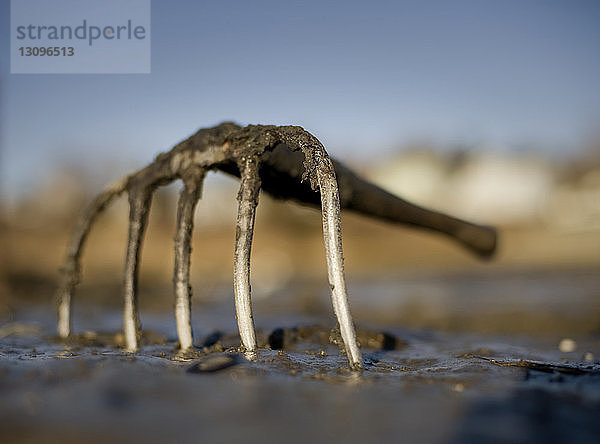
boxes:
[1,269,599,443]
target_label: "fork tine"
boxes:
[123,186,152,352]
[173,171,205,350]
[233,157,261,357]
[57,177,127,338]
[316,156,363,370]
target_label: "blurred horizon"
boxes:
[1,1,599,297]
[1,0,600,200]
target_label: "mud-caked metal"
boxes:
[56,123,496,370]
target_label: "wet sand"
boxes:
[1,269,599,443]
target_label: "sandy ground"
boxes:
[1,199,599,443]
[1,267,599,444]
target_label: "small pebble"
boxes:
[558,338,577,353]
[186,353,239,373]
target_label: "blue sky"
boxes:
[1,0,600,198]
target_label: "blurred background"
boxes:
[1,0,599,339]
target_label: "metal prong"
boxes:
[173,172,204,350]
[316,157,363,370]
[233,157,261,355]
[123,187,152,352]
[57,178,127,338]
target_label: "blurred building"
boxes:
[366,148,600,231]
[4,148,599,234]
